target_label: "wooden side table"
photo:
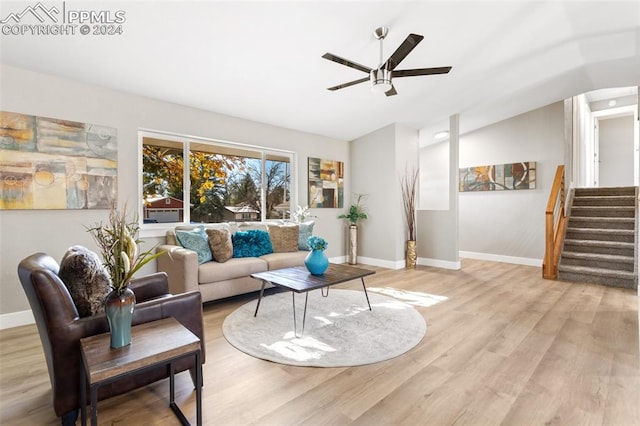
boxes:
[79,317,202,426]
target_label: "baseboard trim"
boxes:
[355,256,405,270]
[0,309,34,330]
[418,257,462,270]
[459,251,542,267]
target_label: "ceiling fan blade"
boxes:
[322,53,372,74]
[327,77,370,91]
[385,86,398,97]
[385,34,424,71]
[393,67,452,77]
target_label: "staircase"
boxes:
[558,186,638,290]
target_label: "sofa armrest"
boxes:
[156,244,200,295]
[128,272,170,302]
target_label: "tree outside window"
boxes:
[142,135,292,224]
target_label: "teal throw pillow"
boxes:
[175,226,213,264]
[232,229,274,258]
[298,221,315,250]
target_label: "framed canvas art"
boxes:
[459,161,536,192]
[0,111,117,209]
[308,157,344,208]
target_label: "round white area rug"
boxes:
[222,289,426,367]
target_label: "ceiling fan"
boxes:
[322,26,452,97]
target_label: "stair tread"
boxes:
[571,206,635,210]
[563,239,635,248]
[561,251,634,263]
[574,195,636,199]
[557,265,637,278]
[569,217,635,222]
[566,227,634,234]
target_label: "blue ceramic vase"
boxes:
[305,249,329,276]
[104,287,136,348]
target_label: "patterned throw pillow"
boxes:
[232,229,274,258]
[175,226,213,264]
[298,221,315,250]
[268,224,299,253]
[58,245,111,317]
[206,228,233,263]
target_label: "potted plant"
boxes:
[338,193,368,264]
[87,204,165,348]
[401,167,419,268]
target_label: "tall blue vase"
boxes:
[104,287,136,348]
[305,249,329,276]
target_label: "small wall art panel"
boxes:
[308,157,344,208]
[0,111,117,209]
[459,161,536,192]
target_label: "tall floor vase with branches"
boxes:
[401,168,419,268]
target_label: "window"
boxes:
[141,132,293,225]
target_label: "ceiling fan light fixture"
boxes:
[370,68,392,93]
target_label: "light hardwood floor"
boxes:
[1,259,639,425]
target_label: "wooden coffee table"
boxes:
[79,317,202,426]
[251,263,376,336]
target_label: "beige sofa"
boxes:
[156,221,312,303]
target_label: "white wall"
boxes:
[0,64,348,320]
[350,123,418,267]
[458,102,564,264]
[418,115,460,269]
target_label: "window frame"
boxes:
[138,129,296,237]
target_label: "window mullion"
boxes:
[183,140,191,224]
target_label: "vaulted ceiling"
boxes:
[1,1,639,140]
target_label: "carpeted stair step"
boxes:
[557,265,637,289]
[562,239,635,257]
[569,206,635,218]
[574,187,637,197]
[568,216,635,230]
[571,195,637,207]
[564,227,634,243]
[560,251,634,272]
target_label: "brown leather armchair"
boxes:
[18,252,206,426]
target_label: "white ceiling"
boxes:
[1,0,639,141]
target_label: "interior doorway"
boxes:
[594,111,636,187]
[575,86,639,188]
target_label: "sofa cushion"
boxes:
[198,257,267,283]
[261,251,309,270]
[175,226,212,264]
[205,228,233,263]
[58,245,111,317]
[232,229,274,258]
[298,221,315,250]
[268,224,299,253]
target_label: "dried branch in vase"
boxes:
[401,168,419,241]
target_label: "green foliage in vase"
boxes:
[338,193,368,225]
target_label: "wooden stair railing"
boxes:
[543,165,568,279]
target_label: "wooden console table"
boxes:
[79,317,202,426]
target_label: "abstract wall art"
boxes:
[459,161,536,192]
[0,111,117,209]
[308,157,344,208]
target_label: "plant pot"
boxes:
[305,249,329,276]
[348,224,358,265]
[104,287,136,348]
[406,240,417,269]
